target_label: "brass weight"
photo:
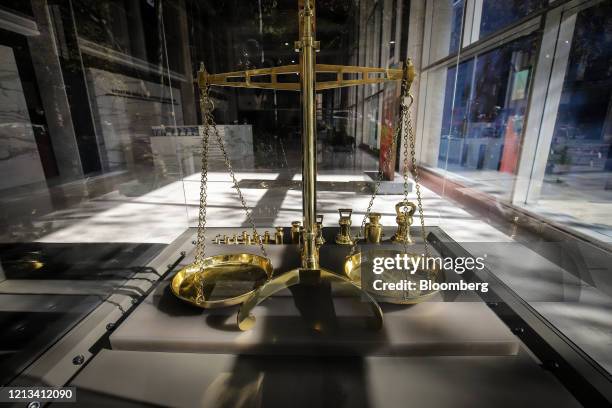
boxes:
[315,214,325,246]
[364,213,383,243]
[335,208,353,245]
[391,201,416,243]
[274,227,284,244]
[290,221,302,244]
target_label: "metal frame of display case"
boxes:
[428,230,612,406]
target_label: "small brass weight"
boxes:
[364,212,383,243]
[291,221,302,244]
[315,214,325,246]
[274,227,284,244]
[335,208,353,245]
[391,201,416,243]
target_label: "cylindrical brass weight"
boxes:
[315,214,325,246]
[274,227,284,244]
[365,213,383,243]
[291,221,302,244]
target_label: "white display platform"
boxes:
[109,276,519,356]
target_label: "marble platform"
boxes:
[109,286,519,356]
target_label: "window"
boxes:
[422,0,612,241]
[428,0,464,63]
[436,34,539,200]
[522,0,612,242]
[419,0,612,376]
[479,0,546,39]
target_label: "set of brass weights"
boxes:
[334,202,417,246]
[288,205,416,246]
[213,201,416,248]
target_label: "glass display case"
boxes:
[0,1,610,407]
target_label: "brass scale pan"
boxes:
[172,248,441,308]
[171,253,273,309]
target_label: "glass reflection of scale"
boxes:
[171,0,441,330]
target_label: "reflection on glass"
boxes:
[0,0,194,382]
[536,2,612,240]
[437,34,538,199]
[366,3,382,68]
[479,0,546,39]
[429,0,464,63]
[364,94,381,150]
[438,59,474,169]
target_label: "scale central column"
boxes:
[298,1,318,270]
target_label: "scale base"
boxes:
[237,268,383,331]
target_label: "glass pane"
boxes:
[430,33,539,201]
[438,59,474,169]
[0,0,188,382]
[429,0,464,63]
[530,1,612,242]
[515,1,612,373]
[420,0,612,380]
[479,0,546,39]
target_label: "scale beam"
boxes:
[198,63,413,91]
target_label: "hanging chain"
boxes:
[349,80,405,255]
[350,62,428,257]
[401,96,411,256]
[403,93,429,257]
[193,86,212,266]
[210,121,268,259]
[350,121,400,255]
[194,81,268,266]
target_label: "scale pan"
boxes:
[171,253,273,308]
[344,249,442,304]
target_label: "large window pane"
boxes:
[479,0,546,39]
[529,1,612,242]
[435,33,539,200]
[419,0,612,378]
[438,59,474,168]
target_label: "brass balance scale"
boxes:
[171,0,441,330]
